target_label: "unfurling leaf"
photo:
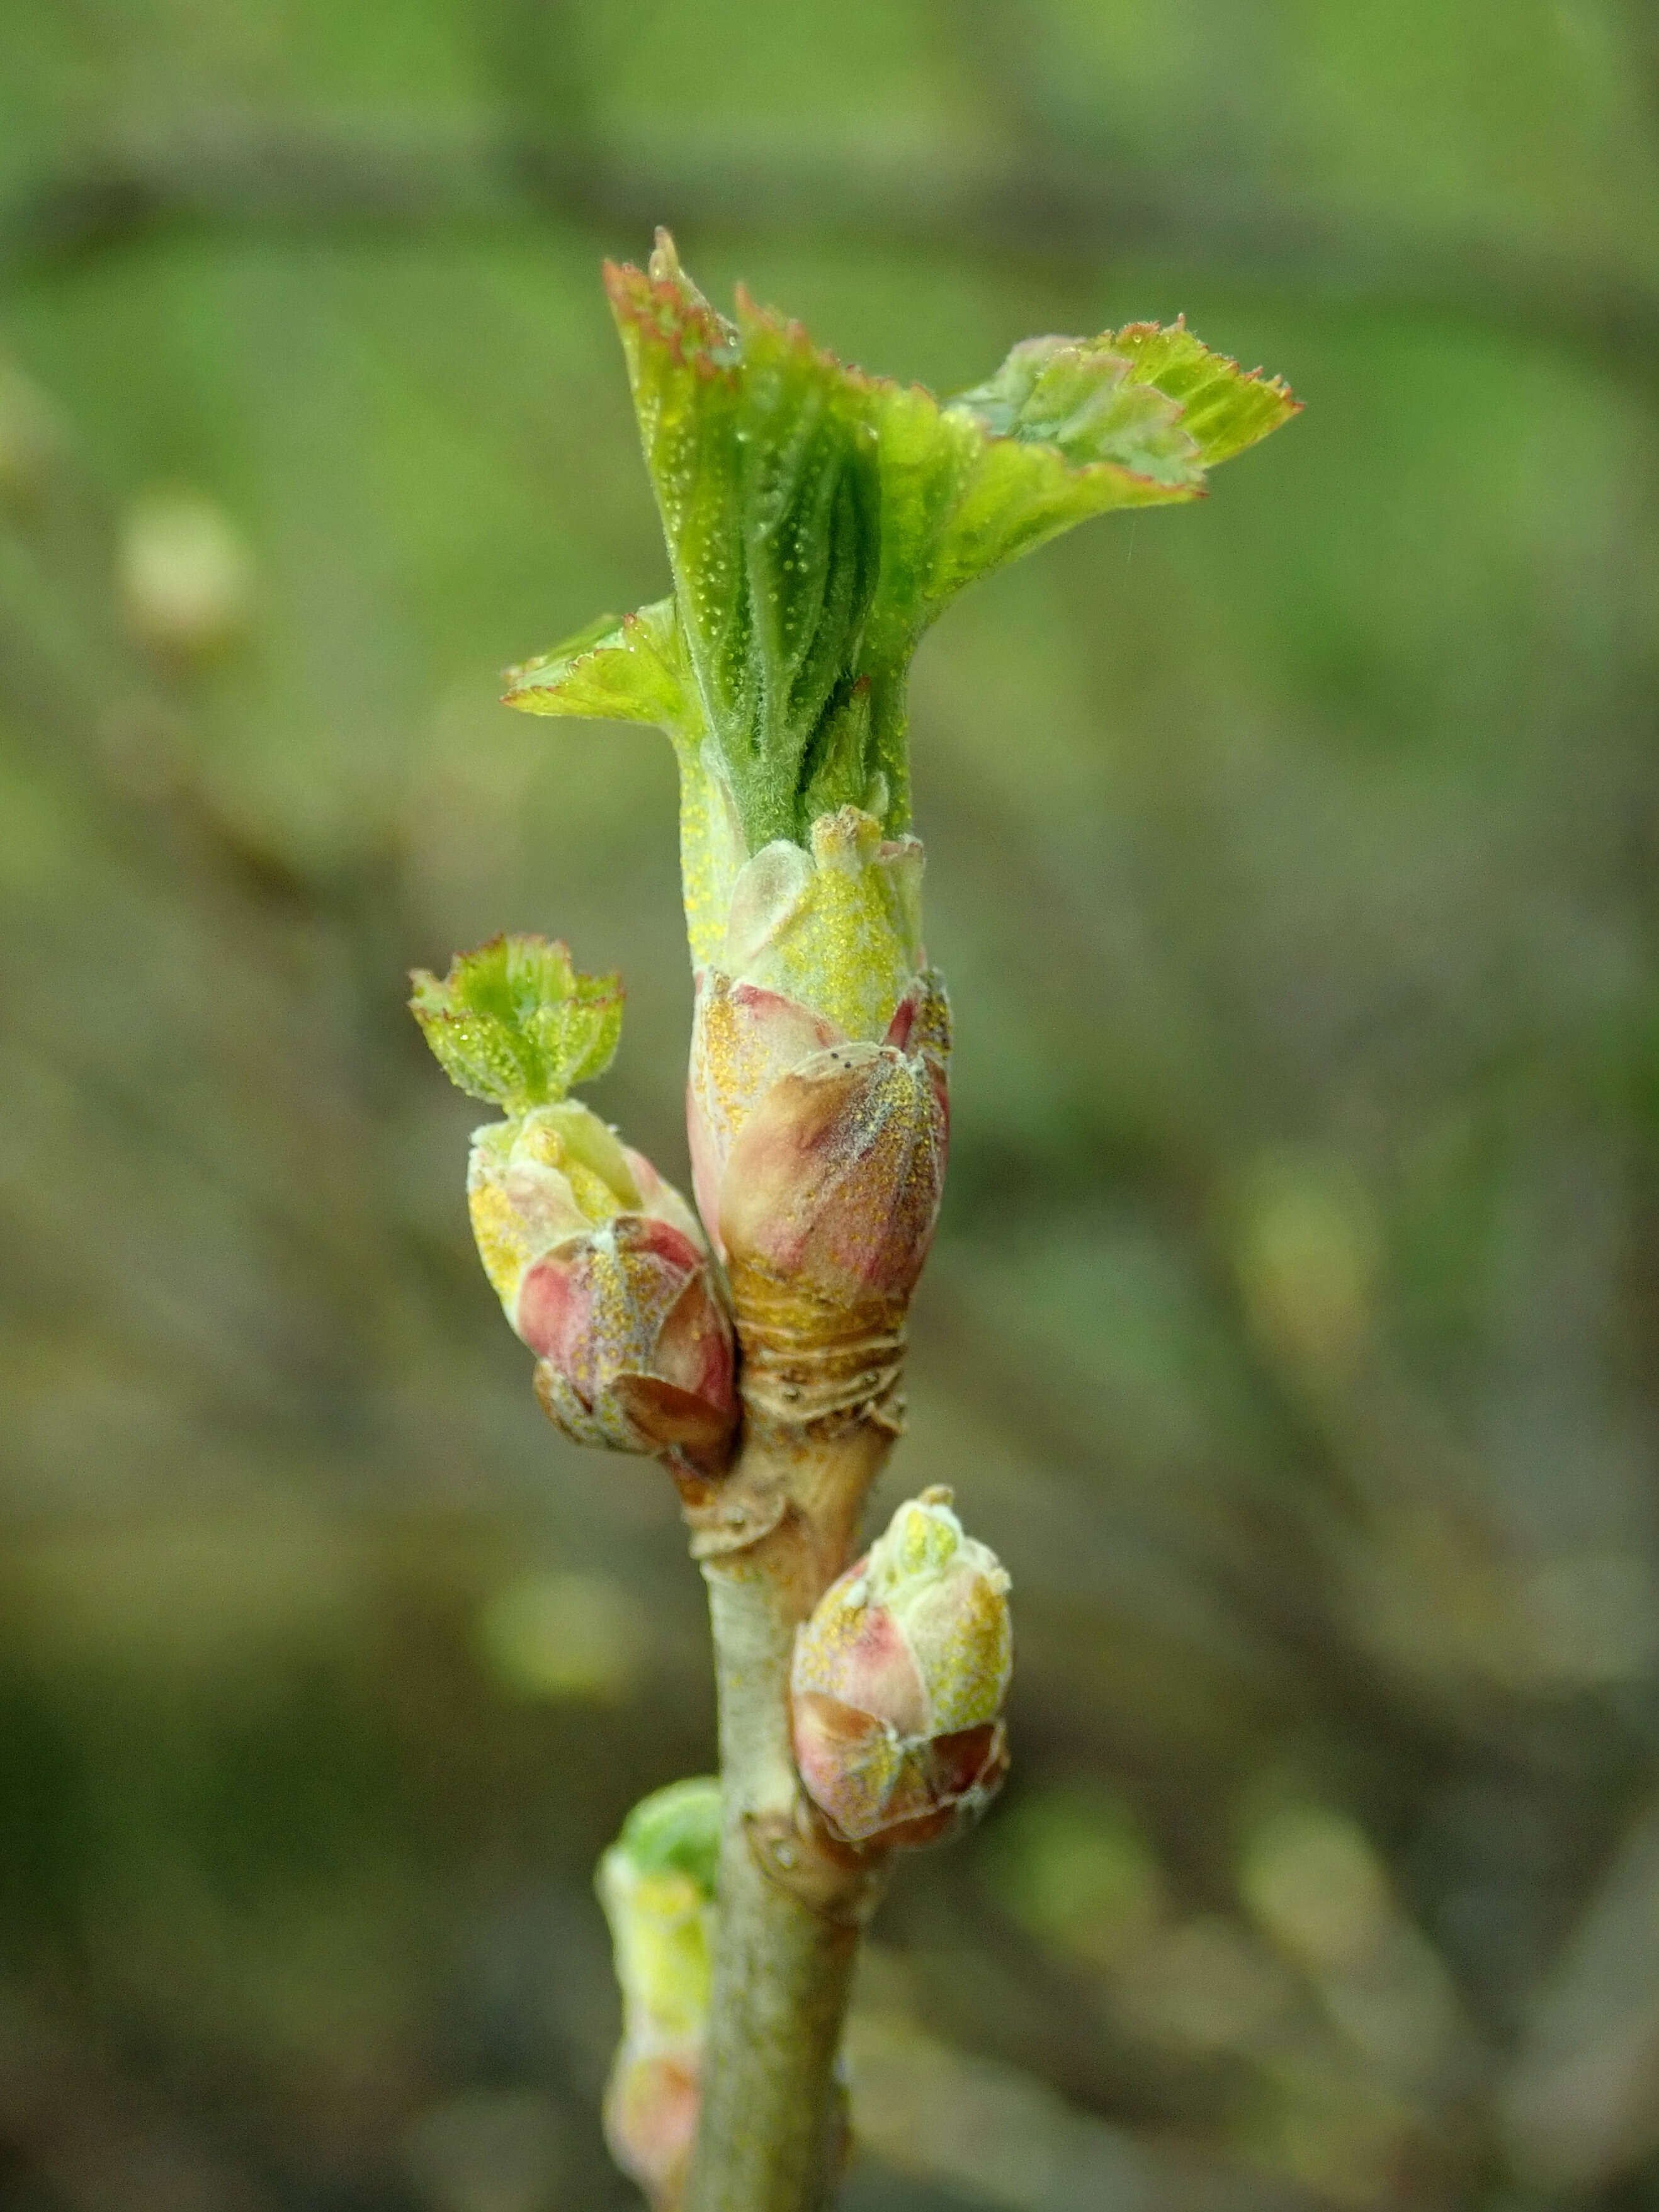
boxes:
[410,933,623,1112]
[605,237,882,855]
[544,233,1297,872]
[502,597,690,731]
[949,320,1297,477]
[1094,319,1302,467]
[500,239,1298,1046]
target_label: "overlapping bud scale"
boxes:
[468,1103,735,1465]
[791,1487,1012,1849]
[688,965,949,1304]
[684,805,951,1421]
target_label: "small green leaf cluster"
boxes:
[506,233,1298,872]
[409,934,623,1112]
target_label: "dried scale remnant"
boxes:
[414,232,1297,2211]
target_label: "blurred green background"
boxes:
[3,1,1659,2206]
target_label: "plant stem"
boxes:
[682,1423,893,2212]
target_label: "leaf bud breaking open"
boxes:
[468,1107,735,1465]
[411,933,624,1115]
[596,1777,721,2209]
[505,237,1297,1020]
[412,937,736,1469]
[791,1486,1011,1849]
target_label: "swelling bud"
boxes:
[468,1105,735,1465]
[791,1486,1012,1849]
[684,820,951,1425]
[596,1777,721,2211]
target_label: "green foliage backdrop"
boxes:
[2,3,1658,2207]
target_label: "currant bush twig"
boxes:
[416,234,1296,2211]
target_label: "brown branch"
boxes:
[4,115,1658,382]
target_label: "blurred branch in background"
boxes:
[4,113,1659,385]
[4,0,1659,2204]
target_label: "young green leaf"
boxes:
[502,598,689,731]
[605,237,881,854]
[1096,319,1301,467]
[945,335,1203,481]
[861,323,1298,668]
[528,235,1299,870]
[410,934,623,1112]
